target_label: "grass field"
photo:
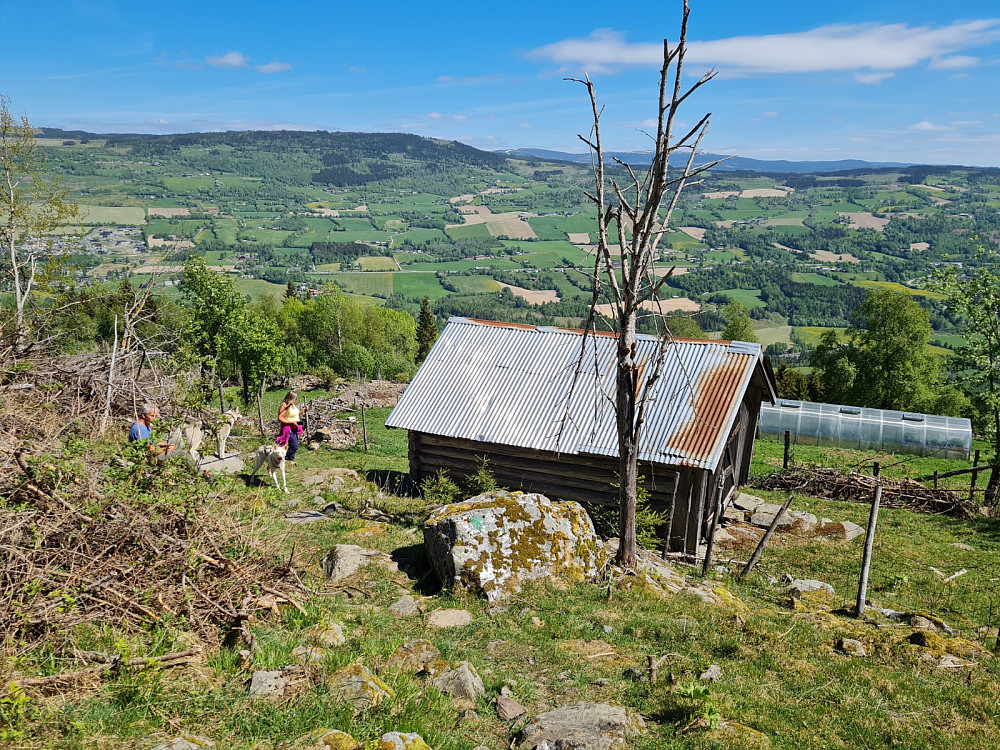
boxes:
[392,273,450,300]
[755,325,794,346]
[394,229,447,244]
[445,223,492,240]
[447,276,501,294]
[791,272,842,286]
[233,278,288,299]
[852,280,947,300]
[357,256,398,271]
[77,204,146,225]
[717,288,766,308]
[333,273,393,297]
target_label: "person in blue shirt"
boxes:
[128,403,175,454]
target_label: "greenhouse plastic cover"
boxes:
[758,399,971,460]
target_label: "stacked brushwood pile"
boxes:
[0,449,306,648]
[749,468,975,520]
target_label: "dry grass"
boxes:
[567,232,591,244]
[839,212,890,230]
[809,249,861,263]
[595,298,700,317]
[147,207,190,218]
[496,282,559,304]
[677,227,707,241]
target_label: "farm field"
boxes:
[716,288,765,308]
[77,205,146,225]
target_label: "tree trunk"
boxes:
[615,311,639,569]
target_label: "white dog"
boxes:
[180,418,204,460]
[214,410,244,458]
[251,443,288,493]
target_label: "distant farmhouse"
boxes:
[387,318,777,554]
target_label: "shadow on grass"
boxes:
[367,469,417,496]
[391,542,441,596]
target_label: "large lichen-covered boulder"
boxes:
[326,663,394,712]
[423,491,606,601]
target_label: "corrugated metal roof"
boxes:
[385,317,776,471]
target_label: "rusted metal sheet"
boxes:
[385,317,776,472]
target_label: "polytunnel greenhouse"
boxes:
[757,399,972,460]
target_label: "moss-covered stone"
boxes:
[326,663,394,712]
[277,729,360,750]
[906,630,988,658]
[376,733,431,750]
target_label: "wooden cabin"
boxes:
[386,318,777,553]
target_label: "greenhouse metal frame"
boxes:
[757,399,971,460]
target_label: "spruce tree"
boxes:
[416,296,437,362]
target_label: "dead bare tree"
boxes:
[570,0,719,568]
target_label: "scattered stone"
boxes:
[711,527,736,544]
[788,579,835,596]
[321,545,387,581]
[601,624,614,635]
[699,664,723,681]
[386,639,441,672]
[389,595,420,618]
[151,736,216,750]
[286,498,300,508]
[912,614,953,634]
[497,695,528,722]
[722,505,746,523]
[307,442,320,451]
[327,663,394,712]
[376,732,431,750]
[423,490,606,601]
[304,623,346,647]
[935,654,969,669]
[284,510,330,525]
[750,503,795,529]
[593,678,611,687]
[427,608,473,628]
[461,709,480,723]
[292,646,325,663]
[199,453,245,475]
[322,501,344,515]
[278,729,360,750]
[624,667,646,681]
[514,702,646,750]
[951,542,975,551]
[835,638,867,657]
[734,492,765,511]
[815,520,864,542]
[786,510,818,533]
[431,661,485,700]
[248,666,305,699]
[303,474,327,487]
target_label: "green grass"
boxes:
[334,272,393,297]
[392,273,450,300]
[395,229,447,244]
[717,288,765,308]
[357,256,398,271]
[447,276,501,294]
[790,272,842,286]
[77,204,146,225]
[233,278,288,299]
[445,223,491,240]
[851,280,947,301]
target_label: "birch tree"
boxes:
[571,0,718,568]
[0,95,78,354]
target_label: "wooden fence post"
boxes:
[361,403,369,452]
[783,431,791,470]
[970,449,981,503]
[856,483,882,618]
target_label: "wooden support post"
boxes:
[361,403,369,452]
[701,480,724,576]
[739,494,793,580]
[933,470,939,490]
[662,471,680,559]
[873,461,880,478]
[783,430,791,470]
[970,449,981,503]
[856,483,882,618]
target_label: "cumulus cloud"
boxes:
[526,20,1000,76]
[427,112,444,120]
[854,71,895,84]
[255,61,292,74]
[930,55,981,69]
[206,51,249,68]
[910,120,956,131]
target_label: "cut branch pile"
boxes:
[748,468,975,520]
[0,453,304,647]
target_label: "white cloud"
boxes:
[205,51,249,68]
[527,20,1000,76]
[910,120,956,131]
[762,111,779,117]
[854,72,895,84]
[255,61,292,74]
[930,55,981,69]
[427,112,444,120]
[952,120,982,126]
[452,113,468,121]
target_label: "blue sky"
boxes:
[2,1,998,165]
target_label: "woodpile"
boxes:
[749,468,975,520]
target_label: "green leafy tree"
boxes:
[720,301,758,343]
[416,296,438,361]
[0,95,78,353]
[931,247,1000,503]
[665,314,705,339]
[285,280,297,299]
[221,308,281,405]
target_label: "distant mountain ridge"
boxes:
[496,147,915,174]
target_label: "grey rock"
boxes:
[431,661,485,700]
[321,544,386,581]
[284,510,329,525]
[307,441,320,451]
[386,639,441,672]
[151,736,215,750]
[423,490,606,602]
[734,492,766,511]
[286,498,299,508]
[789,579,835,596]
[911,615,953,634]
[750,502,795,529]
[515,702,646,750]
[313,427,336,442]
[951,542,975,551]
[248,668,295,699]
[304,623,346,647]
[461,709,480,722]
[601,624,614,634]
[302,474,327,487]
[623,667,646,681]
[198,453,244,475]
[427,608,473,628]
[835,637,867,657]
[497,695,528,722]
[722,505,746,523]
[593,678,611,687]
[389,594,419,618]
[699,664,723,681]
[291,646,325,663]
[711,527,736,543]
[378,733,429,750]
[321,501,344,515]
[327,663,393,711]
[816,520,864,541]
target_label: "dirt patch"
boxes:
[678,226,707,241]
[773,242,798,253]
[313,208,340,217]
[595,298,700,317]
[765,218,805,227]
[715,220,736,228]
[496,282,559,304]
[147,237,195,249]
[910,242,930,252]
[148,207,190,218]
[652,265,689,276]
[809,249,860,263]
[742,187,793,198]
[449,194,475,204]
[568,232,591,244]
[487,217,537,240]
[703,191,738,199]
[839,212,890,231]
